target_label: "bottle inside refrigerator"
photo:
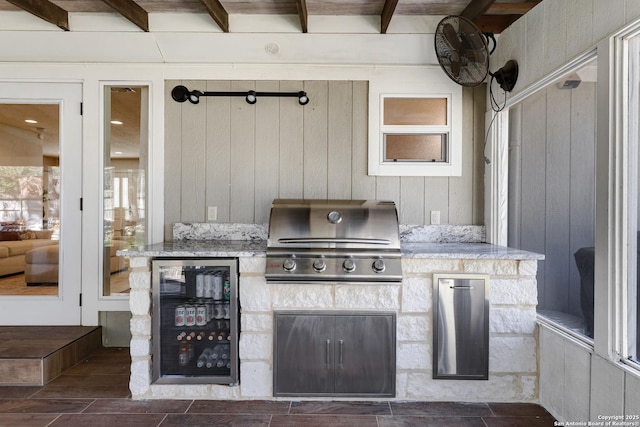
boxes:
[152,258,238,385]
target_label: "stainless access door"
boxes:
[334,314,395,396]
[273,311,396,397]
[274,314,335,395]
[433,274,489,380]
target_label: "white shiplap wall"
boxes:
[164,80,485,239]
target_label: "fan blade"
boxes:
[450,59,461,78]
[442,23,462,52]
[463,46,486,65]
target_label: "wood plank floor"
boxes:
[0,345,558,426]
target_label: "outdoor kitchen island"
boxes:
[121,223,543,402]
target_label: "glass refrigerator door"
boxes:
[152,258,238,385]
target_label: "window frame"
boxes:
[380,94,451,164]
[615,25,640,369]
[367,71,463,177]
[501,55,598,344]
[489,24,640,373]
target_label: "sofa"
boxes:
[0,228,58,278]
[1,224,129,284]
[23,240,129,285]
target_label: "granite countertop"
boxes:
[117,240,267,258]
[401,242,544,260]
[117,222,543,260]
[117,240,544,260]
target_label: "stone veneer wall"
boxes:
[129,255,538,401]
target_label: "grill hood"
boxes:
[266,199,402,284]
[267,199,401,250]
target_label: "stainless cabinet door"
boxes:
[433,276,489,379]
[274,314,334,395]
[334,314,395,396]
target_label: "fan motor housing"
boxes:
[493,60,519,92]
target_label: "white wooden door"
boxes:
[0,82,82,325]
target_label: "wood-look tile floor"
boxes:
[0,346,557,426]
[0,326,99,359]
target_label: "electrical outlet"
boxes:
[430,210,441,225]
[207,206,217,222]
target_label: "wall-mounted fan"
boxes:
[434,15,518,92]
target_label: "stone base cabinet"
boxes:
[128,253,540,402]
[273,311,395,397]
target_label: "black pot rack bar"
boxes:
[171,85,309,105]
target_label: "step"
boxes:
[0,326,102,386]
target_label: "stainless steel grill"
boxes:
[265,199,402,284]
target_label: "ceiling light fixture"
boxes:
[171,85,310,106]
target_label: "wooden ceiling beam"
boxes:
[475,14,520,33]
[102,0,148,31]
[5,0,69,31]
[381,0,399,34]
[486,2,540,15]
[200,0,229,32]
[295,0,308,33]
[460,0,497,21]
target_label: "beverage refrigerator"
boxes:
[151,258,239,385]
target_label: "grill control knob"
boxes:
[313,259,326,272]
[372,259,386,273]
[343,259,356,273]
[283,258,296,272]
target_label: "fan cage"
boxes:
[434,15,489,87]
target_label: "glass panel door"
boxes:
[0,82,82,324]
[103,85,148,296]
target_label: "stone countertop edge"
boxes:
[117,240,544,260]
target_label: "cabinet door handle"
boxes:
[325,339,331,367]
[338,339,344,369]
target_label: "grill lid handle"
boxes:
[277,237,391,245]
